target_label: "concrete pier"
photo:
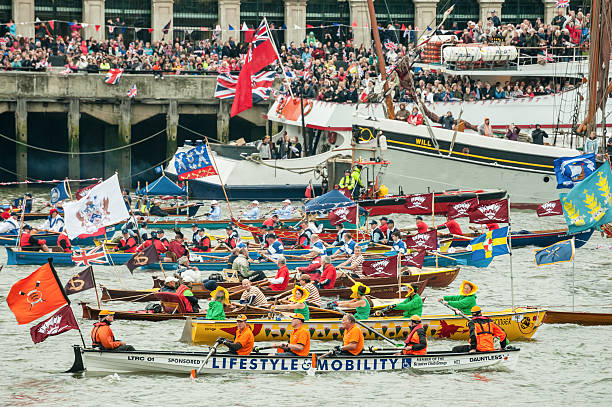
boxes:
[166,100,179,162]
[15,99,27,181]
[68,99,80,180]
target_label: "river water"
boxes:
[1,191,611,406]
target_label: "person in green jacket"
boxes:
[206,285,229,320]
[338,282,371,320]
[272,285,310,321]
[439,280,478,315]
[389,284,423,318]
[349,165,365,199]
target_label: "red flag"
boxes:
[404,230,437,250]
[306,24,314,29]
[401,24,407,31]
[75,181,100,200]
[49,20,55,31]
[95,25,100,32]
[469,199,509,224]
[30,305,79,344]
[328,205,358,225]
[447,198,478,219]
[404,193,433,215]
[148,28,154,34]
[362,255,398,277]
[245,29,255,43]
[401,250,426,268]
[6,262,68,325]
[231,53,253,117]
[536,199,563,217]
[250,19,279,73]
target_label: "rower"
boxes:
[336,282,371,320]
[296,253,322,278]
[315,256,337,289]
[332,224,347,246]
[263,233,284,261]
[139,222,149,241]
[42,208,64,232]
[437,217,464,236]
[379,217,389,236]
[298,274,321,307]
[206,284,229,320]
[439,280,478,315]
[57,229,72,253]
[336,245,364,278]
[400,315,427,355]
[396,284,423,317]
[218,315,254,355]
[157,230,169,246]
[19,225,51,252]
[262,214,280,229]
[177,276,199,312]
[369,219,384,244]
[160,276,178,292]
[190,223,199,245]
[415,216,429,233]
[0,212,19,234]
[238,279,268,306]
[309,234,326,256]
[149,200,166,217]
[275,313,311,356]
[242,200,260,220]
[275,199,294,220]
[333,314,364,356]
[331,233,356,259]
[165,231,188,262]
[115,230,138,253]
[295,222,312,249]
[383,219,398,244]
[233,247,266,282]
[452,306,508,353]
[469,223,499,233]
[306,215,323,234]
[141,231,167,255]
[222,225,238,250]
[207,200,222,221]
[268,256,290,291]
[91,310,135,351]
[391,230,407,254]
[273,285,310,320]
[192,229,212,252]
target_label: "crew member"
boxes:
[206,284,229,320]
[453,306,508,353]
[116,230,138,253]
[238,279,268,306]
[309,234,326,256]
[369,220,385,244]
[222,225,238,250]
[316,256,337,289]
[160,276,178,292]
[331,224,347,247]
[383,219,398,244]
[149,200,166,217]
[242,201,260,220]
[57,230,72,253]
[190,223,199,245]
[207,200,222,221]
[273,285,310,321]
[334,314,364,355]
[297,253,322,277]
[336,245,364,277]
[263,234,284,261]
[349,165,364,199]
[0,212,20,234]
[165,231,188,262]
[396,284,423,317]
[437,217,464,236]
[192,229,212,252]
[439,280,478,315]
[20,225,51,252]
[42,208,64,232]
[295,222,311,249]
[415,216,429,233]
[275,313,311,356]
[379,217,389,236]
[400,315,427,355]
[91,310,135,351]
[298,274,321,307]
[262,214,280,229]
[331,232,356,259]
[177,276,199,312]
[391,230,407,254]
[218,314,254,355]
[268,256,290,291]
[141,231,166,255]
[336,283,371,320]
[275,199,294,219]
[338,169,354,195]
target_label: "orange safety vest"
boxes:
[472,316,503,352]
[403,324,427,355]
[91,321,121,349]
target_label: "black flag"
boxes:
[126,245,159,273]
[64,266,95,295]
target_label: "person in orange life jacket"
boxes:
[91,310,135,351]
[315,256,337,289]
[274,313,311,357]
[268,256,290,290]
[192,229,212,252]
[217,314,254,355]
[141,231,167,255]
[294,222,312,249]
[332,223,347,247]
[398,315,427,355]
[57,230,72,253]
[160,275,178,292]
[20,225,51,252]
[382,219,398,244]
[176,276,199,312]
[415,216,429,233]
[452,306,508,353]
[391,230,408,254]
[437,217,464,236]
[331,233,356,260]
[115,230,138,253]
[332,313,364,356]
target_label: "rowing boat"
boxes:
[542,310,612,325]
[185,308,546,345]
[5,247,133,266]
[100,279,429,303]
[446,228,594,249]
[66,345,519,375]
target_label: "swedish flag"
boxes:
[470,226,510,261]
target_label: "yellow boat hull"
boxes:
[184,308,546,345]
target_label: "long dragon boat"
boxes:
[66,345,520,375]
[446,228,594,249]
[184,308,546,345]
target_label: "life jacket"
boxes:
[120,237,138,253]
[91,321,115,349]
[20,232,32,247]
[57,233,72,252]
[297,229,311,249]
[175,284,194,313]
[403,324,427,355]
[339,175,353,189]
[472,316,497,352]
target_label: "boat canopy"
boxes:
[137,175,186,196]
[303,190,367,214]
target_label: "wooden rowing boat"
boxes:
[185,308,546,345]
[100,279,428,303]
[542,310,612,325]
[67,345,519,375]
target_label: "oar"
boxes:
[334,308,402,348]
[191,340,221,378]
[253,345,279,353]
[425,250,460,262]
[308,349,334,376]
[438,299,470,320]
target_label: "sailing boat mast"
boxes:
[366,0,395,119]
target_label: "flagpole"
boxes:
[159,259,168,279]
[508,195,515,312]
[397,253,402,299]
[102,236,126,289]
[49,259,87,348]
[90,266,102,309]
[572,237,575,311]
[65,178,74,201]
[263,17,295,99]
[431,192,438,268]
[205,136,234,219]
[355,203,359,243]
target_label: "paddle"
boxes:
[191,340,221,378]
[438,299,470,321]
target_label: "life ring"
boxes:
[327,132,337,144]
[275,97,288,113]
[302,100,313,116]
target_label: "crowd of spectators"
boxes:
[0,9,588,105]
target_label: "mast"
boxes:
[366,0,395,119]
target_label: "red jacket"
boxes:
[319,264,337,289]
[269,265,289,291]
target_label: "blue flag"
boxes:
[560,162,612,233]
[534,238,575,266]
[470,226,510,261]
[554,153,596,189]
[50,181,70,205]
[154,165,163,174]
[174,144,218,181]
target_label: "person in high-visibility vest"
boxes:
[338,169,353,190]
[350,165,365,199]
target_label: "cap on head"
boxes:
[290,313,305,321]
[471,306,482,314]
[369,220,378,225]
[49,208,58,215]
[236,314,248,322]
[164,276,178,284]
[410,314,421,322]
[99,310,115,316]
[23,224,32,231]
[283,199,291,204]
[252,200,259,205]
[211,200,218,205]
[415,216,423,221]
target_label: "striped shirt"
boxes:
[303,283,322,307]
[239,286,267,306]
[349,254,364,276]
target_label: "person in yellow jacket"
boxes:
[338,169,354,190]
[350,165,365,199]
